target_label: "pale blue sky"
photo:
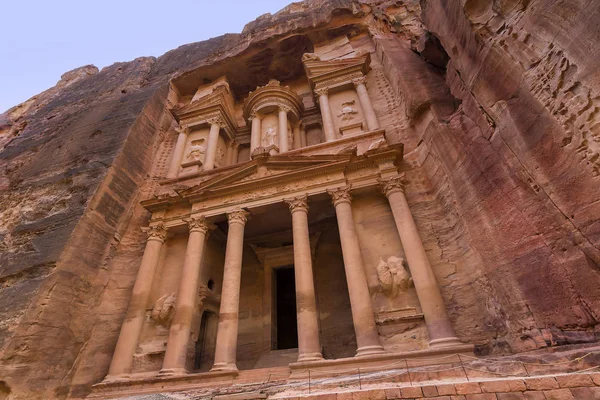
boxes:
[0,0,292,112]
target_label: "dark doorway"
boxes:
[195,311,218,371]
[274,266,298,349]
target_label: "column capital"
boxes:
[314,87,329,97]
[207,116,225,127]
[227,209,250,226]
[249,110,260,120]
[327,185,353,207]
[352,76,368,86]
[175,126,190,135]
[184,216,215,234]
[279,104,292,113]
[142,224,167,242]
[284,194,309,214]
[378,174,405,197]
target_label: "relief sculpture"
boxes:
[150,292,177,325]
[376,256,413,298]
[337,100,358,121]
[185,138,207,163]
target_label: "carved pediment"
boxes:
[177,154,353,199]
[303,53,371,90]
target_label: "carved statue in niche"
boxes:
[151,292,177,325]
[376,256,413,298]
[185,138,207,163]
[262,126,278,147]
[216,146,225,163]
[337,100,358,121]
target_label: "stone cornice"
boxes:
[303,54,371,94]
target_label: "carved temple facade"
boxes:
[98,35,474,393]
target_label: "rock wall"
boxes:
[0,0,599,398]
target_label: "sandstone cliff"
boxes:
[0,0,599,398]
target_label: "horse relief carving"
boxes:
[376,256,413,297]
[150,292,177,325]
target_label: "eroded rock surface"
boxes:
[0,0,599,398]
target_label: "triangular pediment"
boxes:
[178,154,353,198]
[303,55,370,81]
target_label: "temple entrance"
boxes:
[273,266,298,350]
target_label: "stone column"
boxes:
[231,143,239,165]
[352,76,379,131]
[293,124,302,150]
[278,106,290,153]
[379,175,461,348]
[204,118,222,171]
[160,217,214,375]
[105,224,167,380]
[226,142,235,166]
[300,123,307,148]
[167,128,188,179]
[284,195,323,362]
[315,88,336,142]
[211,209,249,372]
[328,186,384,357]
[250,112,261,154]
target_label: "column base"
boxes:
[210,362,239,372]
[355,345,385,357]
[297,352,323,362]
[429,336,463,348]
[157,367,187,377]
[102,374,131,383]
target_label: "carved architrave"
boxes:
[327,185,352,206]
[284,194,309,214]
[227,209,249,226]
[378,174,405,197]
[142,224,167,242]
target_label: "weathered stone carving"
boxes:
[150,292,177,325]
[262,127,278,148]
[376,256,413,297]
[327,185,352,206]
[302,53,321,62]
[185,139,207,163]
[141,224,167,242]
[337,100,358,121]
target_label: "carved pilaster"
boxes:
[284,194,309,214]
[227,209,249,226]
[327,185,353,206]
[142,224,167,242]
[378,175,405,197]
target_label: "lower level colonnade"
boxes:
[104,174,463,380]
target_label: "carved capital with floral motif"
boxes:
[314,87,329,97]
[207,116,225,127]
[327,185,353,207]
[184,216,215,234]
[352,76,367,87]
[378,175,405,197]
[279,104,292,114]
[227,209,250,226]
[142,224,167,242]
[284,194,309,214]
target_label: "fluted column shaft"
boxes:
[278,107,289,153]
[284,196,323,362]
[167,129,188,179]
[106,225,167,380]
[211,210,249,372]
[379,175,460,348]
[316,88,336,142]
[353,77,379,130]
[328,187,384,357]
[161,217,213,374]
[204,120,221,170]
[250,114,261,154]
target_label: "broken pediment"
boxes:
[302,53,371,91]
